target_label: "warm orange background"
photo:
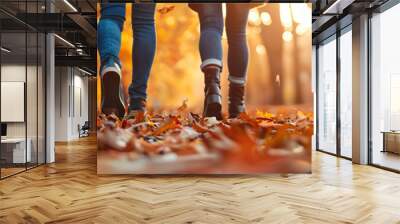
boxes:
[97,3,312,114]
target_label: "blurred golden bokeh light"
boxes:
[282,31,294,42]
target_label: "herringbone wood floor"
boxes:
[1,136,400,224]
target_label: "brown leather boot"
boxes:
[203,66,222,120]
[101,62,126,119]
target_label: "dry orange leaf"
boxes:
[157,5,175,14]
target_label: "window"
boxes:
[370,3,400,171]
[339,28,352,158]
[317,36,337,154]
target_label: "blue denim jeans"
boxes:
[98,3,156,110]
[192,4,249,85]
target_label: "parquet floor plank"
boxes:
[0,136,399,223]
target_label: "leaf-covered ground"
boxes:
[97,101,313,174]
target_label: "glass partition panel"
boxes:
[339,28,352,158]
[317,36,337,154]
[27,31,38,169]
[38,32,45,165]
[26,0,41,169]
[0,0,47,179]
[1,31,28,177]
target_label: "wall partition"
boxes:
[0,0,46,179]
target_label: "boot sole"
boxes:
[101,71,125,118]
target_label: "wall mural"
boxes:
[96,3,313,174]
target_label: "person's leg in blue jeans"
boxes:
[98,3,126,118]
[192,3,224,120]
[192,3,249,119]
[196,4,223,70]
[98,3,125,68]
[128,3,156,113]
[226,4,250,118]
[98,3,156,119]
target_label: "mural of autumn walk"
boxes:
[97,3,313,174]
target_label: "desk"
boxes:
[382,131,400,154]
[1,138,31,163]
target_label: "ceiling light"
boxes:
[78,67,93,76]
[63,0,78,12]
[1,47,11,53]
[323,0,355,15]
[76,48,85,55]
[54,34,75,48]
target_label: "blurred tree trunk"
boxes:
[294,28,303,104]
[261,4,284,105]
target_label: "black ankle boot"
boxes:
[229,82,246,118]
[203,66,222,120]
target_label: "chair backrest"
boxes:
[82,121,90,129]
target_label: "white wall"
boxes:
[54,67,89,141]
[72,73,89,138]
[1,65,26,140]
[1,65,38,138]
[54,66,69,141]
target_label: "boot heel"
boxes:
[228,82,246,118]
[204,102,222,120]
[204,92,222,120]
[101,64,126,118]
